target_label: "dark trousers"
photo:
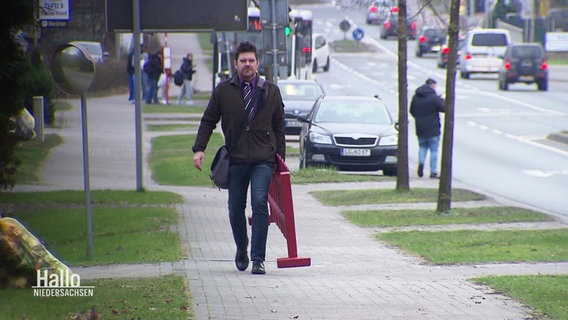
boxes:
[146,78,159,104]
[228,163,274,262]
[128,74,135,101]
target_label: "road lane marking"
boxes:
[467,121,568,157]
[337,17,567,118]
[522,170,568,178]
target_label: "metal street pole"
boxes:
[133,0,144,191]
[271,0,279,84]
[80,94,94,260]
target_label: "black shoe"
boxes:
[251,261,266,275]
[430,173,439,179]
[417,164,424,177]
[235,249,249,271]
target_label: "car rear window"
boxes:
[511,46,543,59]
[471,33,508,46]
[424,29,445,37]
[279,84,323,100]
[373,0,392,6]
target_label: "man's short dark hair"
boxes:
[426,78,437,85]
[235,41,258,61]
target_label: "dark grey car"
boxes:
[366,0,392,25]
[416,28,446,57]
[379,9,417,40]
[498,43,548,91]
[298,96,398,175]
[278,79,325,135]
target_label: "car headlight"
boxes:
[309,132,332,144]
[379,134,398,146]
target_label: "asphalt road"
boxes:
[296,2,568,220]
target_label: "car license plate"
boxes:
[519,75,534,81]
[341,148,371,157]
[432,45,441,51]
[285,120,300,127]
[521,60,533,67]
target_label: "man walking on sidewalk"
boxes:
[191,41,286,275]
[410,78,445,179]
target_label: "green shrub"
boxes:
[23,46,55,125]
[24,65,55,125]
[0,0,36,190]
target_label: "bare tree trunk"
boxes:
[396,0,410,192]
[437,0,460,213]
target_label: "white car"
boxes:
[458,29,511,79]
[311,33,330,73]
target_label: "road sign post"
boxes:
[260,0,289,83]
[352,27,364,48]
[339,19,351,40]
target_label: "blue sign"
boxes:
[352,28,364,41]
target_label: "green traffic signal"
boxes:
[285,26,291,36]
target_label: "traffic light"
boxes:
[285,25,292,36]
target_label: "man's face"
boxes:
[234,52,258,81]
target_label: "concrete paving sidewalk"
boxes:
[9,33,568,319]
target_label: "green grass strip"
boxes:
[376,229,568,264]
[149,133,224,186]
[0,190,184,205]
[474,275,568,320]
[13,134,63,184]
[343,207,553,227]
[1,275,192,319]
[146,124,199,132]
[311,188,485,206]
[291,167,393,184]
[143,104,205,114]
[11,206,183,265]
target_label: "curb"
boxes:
[548,132,568,144]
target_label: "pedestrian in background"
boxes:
[140,47,150,102]
[158,71,168,104]
[192,41,286,275]
[143,52,163,104]
[127,49,135,104]
[410,78,445,179]
[176,53,196,105]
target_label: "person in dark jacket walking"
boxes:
[143,52,163,104]
[410,78,445,178]
[192,41,286,275]
[176,53,196,105]
[127,50,135,103]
